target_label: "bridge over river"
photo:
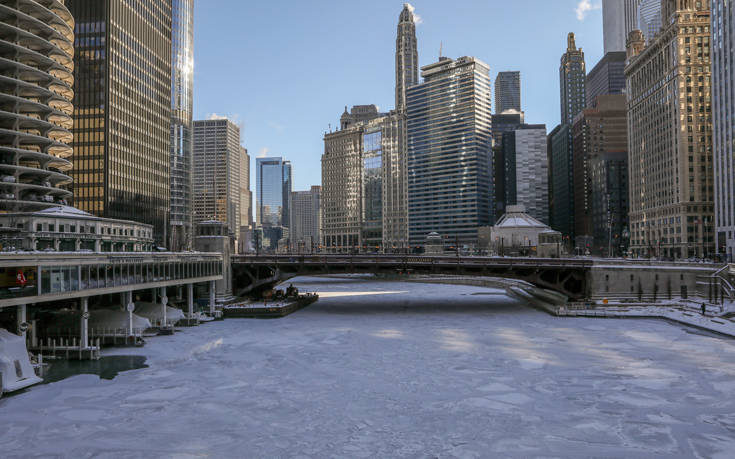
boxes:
[231,255,727,304]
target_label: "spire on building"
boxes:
[395,3,418,112]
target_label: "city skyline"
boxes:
[193,0,607,191]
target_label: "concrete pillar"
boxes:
[17,304,26,337]
[187,283,194,318]
[160,287,168,326]
[80,297,89,349]
[95,239,101,252]
[209,280,216,315]
[126,290,134,336]
[151,288,157,302]
[75,239,81,251]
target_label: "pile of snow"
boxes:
[0,328,42,393]
[134,302,185,327]
[88,310,151,332]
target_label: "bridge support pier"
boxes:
[209,280,216,315]
[187,283,194,319]
[17,304,26,338]
[125,291,134,338]
[160,287,168,327]
[80,297,88,349]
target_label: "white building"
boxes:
[603,0,627,53]
[713,0,735,261]
[478,206,562,258]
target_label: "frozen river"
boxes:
[4,276,735,458]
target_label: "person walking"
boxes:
[701,303,706,316]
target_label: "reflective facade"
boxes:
[0,0,75,212]
[494,71,521,113]
[169,0,193,251]
[503,125,549,224]
[406,57,493,247]
[712,0,735,261]
[239,146,251,229]
[586,51,626,108]
[67,0,172,244]
[638,0,662,44]
[192,119,241,237]
[362,128,382,249]
[256,157,292,229]
[549,124,574,240]
[626,1,714,259]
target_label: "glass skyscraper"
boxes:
[713,0,735,261]
[256,157,292,229]
[67,0,172,243]
[494,71,521,113]
[169,0,194,251]
[406,56,493,247]
[362,127,383,250]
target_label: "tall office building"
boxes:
[586,51,626,108]
[406,56,493,247]
[603,0,627,53]
[290,186,321,251]
[637,0,662,44]
[256,156,292,250]
[625,0,643,37]
[713,0,735,261]
[494,71,521,113]
[549,124,574,240]
[67,0,172,243]
[192,119,241,237]
[169,0,194,251]
[590,151,629,257]
[0,0,75,212]
[322,123,365,252]
[572,95,628,250]
[239,147,252,229]
[502,125,549,224]
[492,111,525,218]
[626,1,713,259]
[395,3,418,113]
[560,33,587,126]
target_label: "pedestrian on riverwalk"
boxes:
[701,303,706,316]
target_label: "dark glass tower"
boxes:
[169,0,194,251]
[67,0,172,243]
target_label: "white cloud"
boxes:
[405,3,422,25]
[257,147,270,158]
[207,113,228,120]
[575,0,600,21]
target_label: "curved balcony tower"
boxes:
[0,0,75,212]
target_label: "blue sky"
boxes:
[193,0,606,192]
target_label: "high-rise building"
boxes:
[322,124,364,252]
[494,71,521,113]
[572,95,628,251]
[406,56,493,247]
[169,0,194,251]
[395,3,418,113]
[549,124,574,241]
[340,105,383,130]
[192,119,241,237]
[256,156,292,250]
[239,147,252,229]
[586,51,626,108]
[637,0,662,44]
[589,151,629,257]
[625,0,643,37]
[712,0,735,261]
[491,111,525,218]
[290,186,321,252]
[603,0,627,53]
[501,125,549,224]
[560,33,587,126]
[67,0,172,243]
[626,1,713,259]
[0,0,75,212]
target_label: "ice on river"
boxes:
[3,276,735,458]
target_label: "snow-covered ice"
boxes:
[3,276,735,457]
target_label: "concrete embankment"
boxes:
[398,274,735,339]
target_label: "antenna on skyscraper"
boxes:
[439,41,443,59]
